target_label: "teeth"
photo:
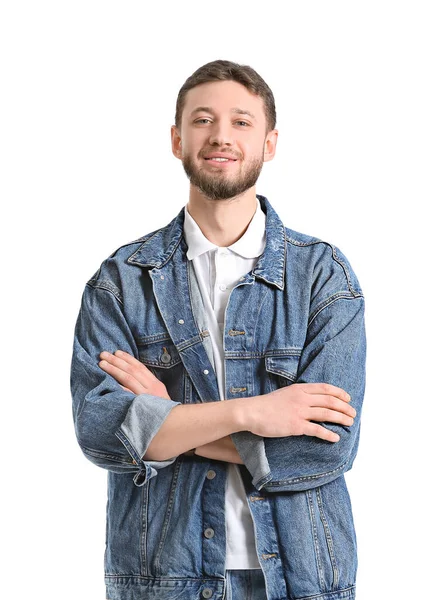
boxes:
[208,157,229,161]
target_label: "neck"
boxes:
[186,186,258,247]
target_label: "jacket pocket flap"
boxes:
[136,335,181,369]
[265,354,300,382]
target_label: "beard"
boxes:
[181,152,264,201]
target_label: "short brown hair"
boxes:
[175,59,277,133]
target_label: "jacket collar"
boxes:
[127,194,286,290]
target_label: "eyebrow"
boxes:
[190,106,257,121]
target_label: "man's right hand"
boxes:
[241,383,356,443]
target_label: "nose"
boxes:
[208,120,234,146]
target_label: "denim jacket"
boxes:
[71,195,366,600]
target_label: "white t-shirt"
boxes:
[183,198,266,570]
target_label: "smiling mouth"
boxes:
[204,157,238,165]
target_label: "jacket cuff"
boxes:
[230,431,272,491]
[116,394,182,487]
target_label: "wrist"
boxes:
[233,396,256,432]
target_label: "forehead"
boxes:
[182,80,266,122]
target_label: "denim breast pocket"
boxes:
[264,351,301,392]
[135,333,184,399]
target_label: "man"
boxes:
[71,59,366,600]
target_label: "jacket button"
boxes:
[204,527,214,539]
[160,348,171,364]
[202,589,213,598]
[206,470,216,480]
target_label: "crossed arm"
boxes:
[99,350,244,464]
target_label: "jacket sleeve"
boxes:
[232,245,366,493]
[260,293,366,492]
[71,273,182,487]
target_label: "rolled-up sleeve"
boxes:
[71,275,182,487]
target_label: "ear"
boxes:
[171,125,182,159]
[263,129,278,163]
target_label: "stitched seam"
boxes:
[251,287,272,397]
[86,279,124,306]
[306,490,326,591]
[135,332,173,344]
[139,356,181,369]
[80,444,134,466]
[140,479,149,577]
[154,459,182,575]
[316,488,339,590]
[225,348,302,359]
[265,460,348,487]
[114,429,142,465]
[127,230,164,265]
[331,245,357,295]
[286,236,361,296]
[308,294,364,328]
[104,575,355,598]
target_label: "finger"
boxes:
[307,407,355,427]
[99,360,147,395]
[114,349,148,368]
[303,422,340,443]
[119,384,133,393]
[99,351,156,383]
[306,394,357,418]
[299,382,351,402]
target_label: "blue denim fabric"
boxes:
[71,195,365,600]
[225,569,267,600]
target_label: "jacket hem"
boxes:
[105,576,355,600]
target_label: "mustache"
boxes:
[200,150,241,160]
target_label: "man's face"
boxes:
[172,80,277,201]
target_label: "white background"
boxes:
[1,1,442,598]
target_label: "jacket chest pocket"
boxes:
[264,352,301,393]
[135,334,184,399]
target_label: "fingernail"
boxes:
[99,360,108,367]
[101,351,110,358]
[333,434,340,442]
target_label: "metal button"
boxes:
[219,283,227,291]
[206,470,216,480]
[204,527,214,539]
[160,348,171,364]
[203,369,209,375]
[178,319,184,324]
[202,589,213,599]
[160,275,165,280]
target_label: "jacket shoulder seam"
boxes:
[86,278,124,306]
[308,292,364,327]
[286,234,361,296]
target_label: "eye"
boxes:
[236,121,249,127]
[195,118,211,124]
